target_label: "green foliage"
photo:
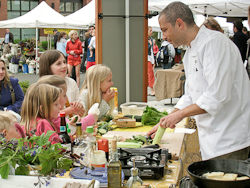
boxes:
[141,106,168,125]
[14,39,21,44]
[0,131,73,179]
[18,80,30,95]
[41,41,48,50]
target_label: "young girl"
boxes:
[79,64,115,120]
[37,75,98,134]
[39,50,84,117]
[20,83,62,143]
[0,111,20,140]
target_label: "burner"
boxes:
[118,148,169,179]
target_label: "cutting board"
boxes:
[104,131,185,158]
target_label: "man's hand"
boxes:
[102,88,115,103]
[159,110,184,129]
[147,123,159,139]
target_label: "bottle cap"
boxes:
[86,126,94,133]
[76,122,82,126]
[97,139,109,152]
[59,112,66,117]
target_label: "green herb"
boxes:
[0,131,73,179]
[141,106,168,125]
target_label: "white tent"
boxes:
[66,1,95,28]
[148,0,249,18]
[0,1,86,58]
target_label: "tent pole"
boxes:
[36,26,38,59]
[125,0,130,102]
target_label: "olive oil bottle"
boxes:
[107,139,122,188]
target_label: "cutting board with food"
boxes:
[103,131,185,158]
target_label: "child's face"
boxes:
[5,125,20,140]
[100,72,113,93]
[50,54,67,78]
[0,61,6,82]
[50,99,61,119]
[59,87,68,110]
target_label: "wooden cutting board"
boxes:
[104,131,185,158]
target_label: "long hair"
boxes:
[20,83,61,133]
[57,31,66,42]
[203,17,224,33]
[0,59,11,88]
[39,50,65,77]
[80,64,114,114]
[37,75,66,90]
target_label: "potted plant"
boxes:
[11,55,20,73]
[0,131,74,180]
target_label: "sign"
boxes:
[44,28,73,35]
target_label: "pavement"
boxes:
[12,66,178,112]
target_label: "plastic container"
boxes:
[28,62,35,74]
[89,150,107,168]
[120,102,147,116]
[12,64,18,73]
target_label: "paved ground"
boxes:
[12,66,177,112]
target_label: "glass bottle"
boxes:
[125,160,143,188]
[59,112,72,151]
[107,139,122,188]
[74,122,83,146]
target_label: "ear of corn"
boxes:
[152,126,166,145]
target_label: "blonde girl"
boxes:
[0,111,20,140]
[20,83,62,143]
[37,75,98,133]
[79,64,115,120]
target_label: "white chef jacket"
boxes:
[175,26,250,160]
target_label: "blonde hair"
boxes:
[0,111,17,132]
[203,17,224,33]
[0,59,11,88]
[80,64,114,114]
[68,30,78,38]
[20,83,61,133]
[37,75,66,90]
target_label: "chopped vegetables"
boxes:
[97,121,114,135]
[141,106,168,125]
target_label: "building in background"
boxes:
[0,0,92,41]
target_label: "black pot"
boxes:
[187,159,250,188]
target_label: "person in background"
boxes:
[0,59,24,117]
[88,29,96,58]
[79,64,115,121]
[148,26,155,96]
[53,29,60,49]
[86,25,96,70]
[39,50,84,117]
[0,111,20,140]
[242,27,250,37]
[147,1,250,161]
[233,21,249,62]
[160,36,175,69]
[37,75,98,134]
[80,32,91,73]
[203,17,224,33]
[153,39,159,66]
[0,28,14,55]
[66,30,82,87]
[56,31,68,57]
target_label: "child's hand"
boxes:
[71,102,83,111]
[69,115,81,126]
[102,88,115,103]
[70,102,85,117]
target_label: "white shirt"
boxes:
[65,77,79,103]
[175,26,250,160]
[148,38,154,64]
[88,36,96,49]
[79,89,111,120]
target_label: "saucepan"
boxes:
[187,159,250,188]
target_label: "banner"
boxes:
[44,28,73,35]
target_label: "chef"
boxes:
[147,2,250,160]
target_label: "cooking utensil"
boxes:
[187,159,250,188]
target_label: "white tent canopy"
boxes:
[148,0,249,18]
[0,1,86,29]
[66,1,95,28]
